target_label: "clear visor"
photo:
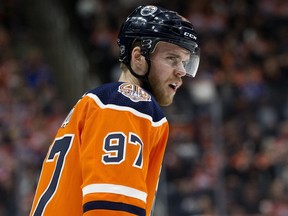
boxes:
[182,51,200,77]
[150,49,200,77]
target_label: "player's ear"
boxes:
[130,46,147,75]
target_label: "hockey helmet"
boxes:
[117,5,200,77]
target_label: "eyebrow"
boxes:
[166,52,190,61]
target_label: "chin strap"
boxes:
[126,57,152,93]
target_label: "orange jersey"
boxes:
[29,82,169,216]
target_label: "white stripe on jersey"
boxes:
[86,93,167,127]
[82,183,147,203]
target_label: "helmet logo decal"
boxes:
[142,39,153,49]
[120,45,125,55]
[184,32,197,40]
[140,5,158,16]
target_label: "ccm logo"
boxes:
[184,32,197,40]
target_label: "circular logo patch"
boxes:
[140,5,158,16]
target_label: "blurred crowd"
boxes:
[75,0,288,215]
[0,0,288,215]
[0,1,67,215]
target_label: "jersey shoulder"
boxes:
[86,82,166,122]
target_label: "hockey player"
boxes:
[30,5,200,216]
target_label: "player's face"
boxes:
[148,41,189,106]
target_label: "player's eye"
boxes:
[182,60,188,68]
[166,56,180,66]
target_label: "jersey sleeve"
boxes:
[79,91,169,216]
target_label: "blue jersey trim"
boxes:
[83,200,146,216]
[87,82,166,123]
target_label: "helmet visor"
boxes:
[148,39,200,77]
[168,40,200,77]
[150,44,200,77]
[182,50,200,77]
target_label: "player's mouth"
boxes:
[168,82,181,92]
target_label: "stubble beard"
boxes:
[150,79,174,106]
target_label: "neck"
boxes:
[118,71,142,86]
[118,63,152,93]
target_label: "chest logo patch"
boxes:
[118,83,151,102]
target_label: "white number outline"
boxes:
[32,134,74,216]
[102,132,143,168]
[102,132,127,165]
[129,132,144,168]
